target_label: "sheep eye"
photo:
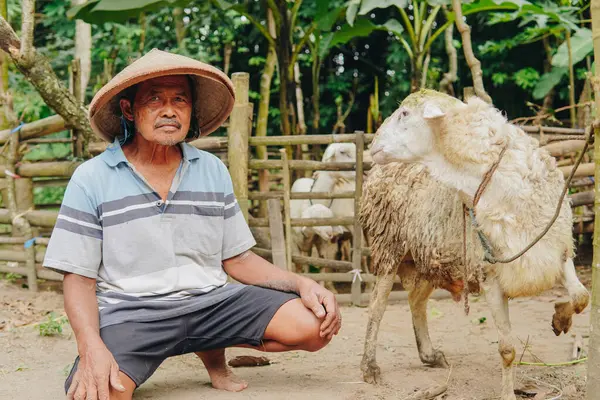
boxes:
[398,109,409,119]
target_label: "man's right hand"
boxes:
[66,338,126,400]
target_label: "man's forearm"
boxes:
[222,251,309,293]
[63,273,104,353]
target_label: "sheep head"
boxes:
[320,143,357,181]
[370,90,509,172]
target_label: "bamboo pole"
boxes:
[521,125,586,134]
[570,190,595,207]
[0,114,66,144]
[0,161,82,178]
[0,209,57,227]
[228,72,250,221]
[4,121,37,291]
[351,132,364,305]
[248,190,356,201]
[300,272,400,283]
[559,163,594,178]
[267,198,287,269]
[253,247,353,270]
[32,178,70,188]
[586,0,600,394]
[543,140,587,157]
[250,159,373,171]
[248,216,355,228]
[0,263,63,281]
[249,133,375,146]
[279,148,293,271]
[71,58,87,158]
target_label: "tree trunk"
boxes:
[439,20,457,96]
[255,9,277,217]
[566,30,577,128]
[410,55,422,93]
[72,0,91,101]
[294,61,306,136]
[275,0,293,136]
[223,42,233,76]
[452,0,492,104]
[0,0,8,129]
[0,15,94,149]
[173,7,186,51]
[587,0,600,396]
[540,36,555,117]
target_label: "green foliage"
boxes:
[533,67,568,99]
[513,67,540,90]
[68,0,191,24]
[0,272,20,283]
[492,72,510,87]
[551,28,592,68]
[36,312,68,337]
[34,185,67,206]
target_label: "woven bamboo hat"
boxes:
[89,48,235,142]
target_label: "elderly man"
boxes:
[43,49,341,400]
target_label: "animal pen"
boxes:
[0,69,592,307]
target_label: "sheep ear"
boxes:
[423,102,445,120]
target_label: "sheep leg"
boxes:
[552,257,590,336]
[483,279,516,400]
[360,265,398,384]
[409,280,449,368]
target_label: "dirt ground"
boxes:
[0,267,592,400]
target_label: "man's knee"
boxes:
[266,299,334,352]
[293,313,332,352]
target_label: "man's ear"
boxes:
[119,99,134,122]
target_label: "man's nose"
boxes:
[161,100,177,118]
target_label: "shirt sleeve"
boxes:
[42,176,102,279]
[221,165,256,260]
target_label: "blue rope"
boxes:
[10,122,24,134]
[24,237,38,249]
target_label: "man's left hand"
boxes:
[298,278,341,340]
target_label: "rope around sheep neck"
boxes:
[465,125,594,265]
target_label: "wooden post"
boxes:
[267,198,287,269]
[351,132,365,306]
[5,125,37,291]
[227,72,250,221]
[71,58,85,158]
[586,0,600,395]
[279,148,293,271]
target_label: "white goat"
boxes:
[365,89,589,399]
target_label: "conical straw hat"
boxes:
[89,48,235,142]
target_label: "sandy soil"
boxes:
[0,269,591,400]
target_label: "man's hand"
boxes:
[67,338,126,400]
[298,278,341,340]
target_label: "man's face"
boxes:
[120,75,193,146]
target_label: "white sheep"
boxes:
[362,89,589,400]
[290,178,344,291]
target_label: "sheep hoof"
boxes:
[421,350,449,368]
[361,362,381,384]
[551,301,574,336]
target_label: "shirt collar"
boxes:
[101,137,200,167]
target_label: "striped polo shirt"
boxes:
[43,138,256,328]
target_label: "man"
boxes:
[43,49,341,400]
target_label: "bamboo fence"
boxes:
[0,71,593,306]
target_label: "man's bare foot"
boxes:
[207,366,248,392]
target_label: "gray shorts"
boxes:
[64,285,298,391]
